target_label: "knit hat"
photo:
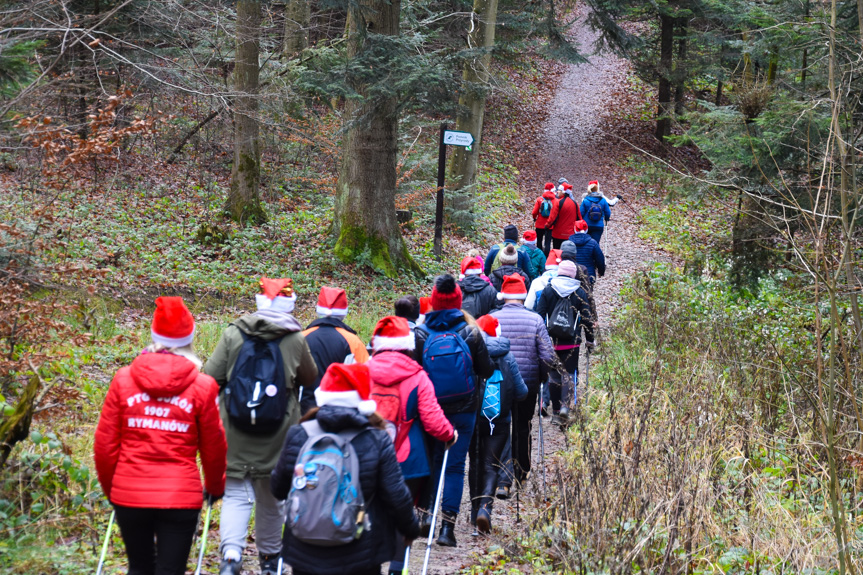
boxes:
[151,296,195,347]
[499,244,518,266]
[544,182,555,191]
[372,316,415,352]
[476,314,501,338]
[546,249,562,269]
[497,274,528,300]
[316,286,348,317]
[503,224,519,243]
[558,177,569,185]
[560,240,577,262]
[256,277,297,313]
[314,363,376,416]
[558,260,578,279]
[430,274,463,311]
[574,220,588,233]
[523,230,537,246]
[461,256,483,276]
[588,180,599,193]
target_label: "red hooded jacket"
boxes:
[94,352,227,509]
[531,190,559,229]
[550,194,583,240]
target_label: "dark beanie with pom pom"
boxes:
[430,274,463,311]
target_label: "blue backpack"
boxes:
[587,201,603,223]
[420,323,475,404]
[481,369,503,434]
[225,331,288,434]
[539,198,553,218]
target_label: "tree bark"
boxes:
[226,0,266,224]
[284,0,310,56]
[332,0,421,276]
[655,12,674,141]
[446,0,500,228]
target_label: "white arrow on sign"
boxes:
[443,130,474,147]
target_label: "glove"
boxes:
[203,489,223,505]
[445,429,459,449]
[616,194,623,200]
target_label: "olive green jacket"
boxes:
[203,311,318,479]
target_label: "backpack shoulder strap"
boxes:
[300,419,367,445]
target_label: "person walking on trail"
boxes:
[531,182,558,255]
[459,256,501,319]
[484,224,536,278]
[490,244,531,291]
[525,249,562,311]
[520,230,546,280]
[550,182,582,250]
[300,286,370,414]
[490,275,556,498]
[365,316,456,575]
[561,240,598,326]
[468,314,528,534]
[394,295,421,334]
[414,274,495,547]
[94,297,227,575]
[581,180,613,245]
[462,248,493,285]
[568,220,606,285]
[536,261,595,421]
[270,363,420,575]
[203,278,318,575]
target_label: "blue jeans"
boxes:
[429,411,476,516]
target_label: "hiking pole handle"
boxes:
[194,496,214,575]
[422,446,450,575]
[96,509,115,575]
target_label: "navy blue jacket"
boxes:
[567,233,606,280]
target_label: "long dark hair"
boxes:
[299,406,386,430]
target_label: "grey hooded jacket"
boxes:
[490,303,555,390]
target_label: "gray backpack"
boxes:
[287,420,369,546]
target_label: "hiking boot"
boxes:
[559,405,570,422]
[540,401,549,417]
[495,485,510,500]
[476,507,492,534]
[419,509,432,537]
[437,512,457,547]
[219,557,242,575]
[260,552,281,575]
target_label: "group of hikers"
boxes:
[92,178,621,575]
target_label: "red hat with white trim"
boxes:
[546,249,562,269]
[151,296,195,347]
[563,182,573,191]
[523,230,537,245]
[544,182,555,191]
[497,274,528,301]
[476,314,501,338]
[461,256,483,276]
[316,286,348,317]
[256,277,297,313]
[315,363,376,416]
[372,316,415,352]
[574,220,589,232]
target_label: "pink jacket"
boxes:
[367,352,453,477]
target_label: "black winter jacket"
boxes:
[535,277,595,348]
[490,265,531,292]
[458,275,501,319]
[414,309,496,415]
[271,405,419,575]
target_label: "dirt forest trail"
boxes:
[406,4,670,574]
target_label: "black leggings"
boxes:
[536,228,553,255]
[113,505,200,575]
[468,418,511,518]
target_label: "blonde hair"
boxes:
[588,182,599,193]
[144,343,203,369]
[467,248,479,258]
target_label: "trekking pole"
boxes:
[421,447,450,575]
[96,509,115,575]
[537,382,546,502]
[193,496,214,575]
[402,545,411,575]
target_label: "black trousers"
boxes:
[536,228,553,256]
[113,505,200,575]
[468,418,510,521]
[548,348,580,410]
[501,388,538,486]
[551,237,565,250]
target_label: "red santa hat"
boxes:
[461,256,483,276]
[574,220,589,233]
[314,363,376,416]
[588,180,599,192]
[316,286,348,317]
[523,230,537,246]
[256,277,297,313]
[563,182,573,191]
[544,182,555,191]
[476,314,502,338]
[151,296,195,347]
[546,249,562,269]
[497,274,528,301]
[371,316,415,352]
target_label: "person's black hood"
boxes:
[459,274,491,293]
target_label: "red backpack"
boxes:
[370,383,414,454]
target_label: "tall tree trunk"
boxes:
[742,30,754,85]
[673,17,687,116]
[284,0,310,56]
[655,12,674,141]
[227,0,266,224]
[333,0,421,276]
[446,0,499,228]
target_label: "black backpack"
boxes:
[547,295,580,340]
[225,330,289,434]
